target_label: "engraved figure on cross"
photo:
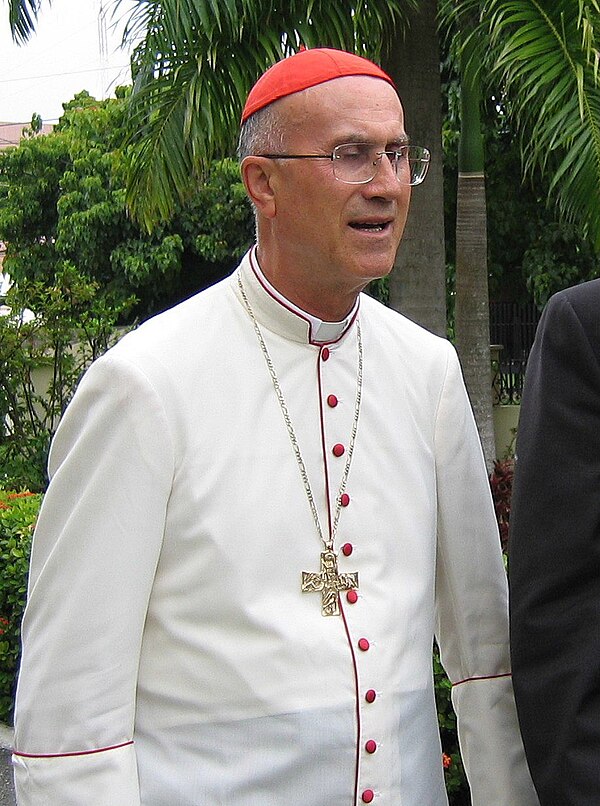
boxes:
[301,549,359,616]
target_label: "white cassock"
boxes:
[13,248,538,805]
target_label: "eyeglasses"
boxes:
[257,142,431,186]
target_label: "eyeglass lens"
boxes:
[332,144,430,186]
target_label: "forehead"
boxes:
[278,75,405,144]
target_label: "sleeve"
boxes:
[12,351,175,805]
[433,345,539,806]
[509,290,600,804]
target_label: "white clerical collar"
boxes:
[252,256,358,344]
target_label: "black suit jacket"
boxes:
[509,279,600,805]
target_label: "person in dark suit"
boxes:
[509,278,600,806]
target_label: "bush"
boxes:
[435,645,470,804]
[0,489,42,724]
[490,458,515,553]
[0,267,132,491]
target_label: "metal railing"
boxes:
[491,351,528,405]
[489,302,540,405]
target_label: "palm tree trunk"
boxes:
[454,31,496,470]
[384,0,447,337]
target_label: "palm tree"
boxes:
[116,0,417,230]
[442,0,600,465]
[386,0,448,338]
[6,0,38,43]
[6,0,449,349]
[8,0,600,246]
[8,0,600,466]
[453,0,600,250]
[454,13,496,469]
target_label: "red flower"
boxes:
[442,753,452,769]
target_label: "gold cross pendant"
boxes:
[301,549,359,616]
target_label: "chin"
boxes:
[358,262,395,283]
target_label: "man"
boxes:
[13,48,537,805]
[510,279,600,805]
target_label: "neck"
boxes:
[255,248,361,322]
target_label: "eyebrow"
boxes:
[334,133,411,147]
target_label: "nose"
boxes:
[363,153,405,199]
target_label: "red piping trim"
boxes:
[340,599,361,805]
[248,247,359,346]
[316,351,334,537]
[452,672,512,687]
[13,740,134,759]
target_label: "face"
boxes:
[243,75,411,318]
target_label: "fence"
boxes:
[490,302,540,405]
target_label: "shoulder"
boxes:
[545,278,600,325]
[111,274,235,361]
[538,279,600,356]
[554,277,600,306]
[359,292,452,356]
[359,293,456,384]
[73,274,237,408]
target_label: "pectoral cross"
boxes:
[302,549,359,616]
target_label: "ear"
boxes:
[241,157,277,219]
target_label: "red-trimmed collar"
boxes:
[234,247,359,346]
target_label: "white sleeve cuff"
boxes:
[13,740,140,806]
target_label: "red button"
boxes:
[365,739,377,754]
[341,543,353,556]
[321,347,330,361]
[340,493,350,507]
[362,790,374,804]
[346,589,358,604]
[332,443,345,457]
[327,394,338,407]
[365,689,377,703]
[358,638,370,652]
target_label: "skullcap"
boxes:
[241,47,395,123]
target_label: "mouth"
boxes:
[348,219,393,233]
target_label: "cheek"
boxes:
[395,188,412,233]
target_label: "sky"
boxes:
[0,0,137,125]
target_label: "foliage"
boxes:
[490,458,515,552]
[120,0,417,229]
[441,43,600,308]
[434,646,470,804]
[6,0,40,44]
[0,489,42,724]
[0,91,254,323]
[523,222,600,307]
[447,0,600,251]
[1,92,255,490]
[0,267,133,491]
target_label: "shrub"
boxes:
[0,489,42,724]
[435,645,470,803]
[490,458,515,553]
[0,267,132,491]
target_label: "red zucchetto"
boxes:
[241,47,395,123]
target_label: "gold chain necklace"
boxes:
[237,273,362,616]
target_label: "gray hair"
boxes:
[237,103,287,160]
[238,103,288,230]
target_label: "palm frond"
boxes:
[8,0,42,44]
[120,0,417,230]
[451,0,600,250]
